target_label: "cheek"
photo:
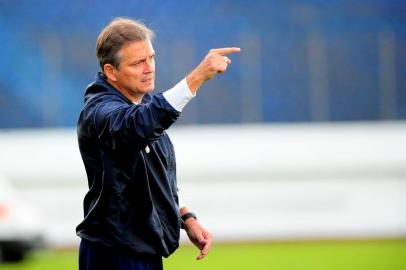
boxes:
[124,69,142,82]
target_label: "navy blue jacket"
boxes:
[76,72,181,258]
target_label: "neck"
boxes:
[107,78,143,103]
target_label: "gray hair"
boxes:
[96,17,154,70]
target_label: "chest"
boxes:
[142,132,176,172]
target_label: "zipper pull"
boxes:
[145,145,150,154]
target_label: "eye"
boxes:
[132,60,144,66]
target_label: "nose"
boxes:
[144,58,155,73]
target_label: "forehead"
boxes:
[118,40,154,61]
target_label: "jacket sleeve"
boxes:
[92,93,180,151]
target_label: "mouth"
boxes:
[142,77,154,83]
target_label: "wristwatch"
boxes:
[180,212,197,229]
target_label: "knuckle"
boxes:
[209,62,217,70]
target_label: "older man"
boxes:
[77,17,239,270]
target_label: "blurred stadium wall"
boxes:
[0,0,405,127]
[0,122,406,247]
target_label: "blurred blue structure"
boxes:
[0,0,405,128]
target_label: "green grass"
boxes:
[165,240,406,270]
[1,240,405,270]
[0,250,78,270]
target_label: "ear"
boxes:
[103,64,118,82]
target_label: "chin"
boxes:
[145,86,154,93]
[137,81,154,94]
[144,84,155,93]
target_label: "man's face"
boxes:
[113,39,155,98]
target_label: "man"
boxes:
[77,17,240,270]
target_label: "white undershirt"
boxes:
[162,78,196,112]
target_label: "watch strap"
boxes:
[180,212,197,229]
[181,212,197,222]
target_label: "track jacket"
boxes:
[76,72,189,257]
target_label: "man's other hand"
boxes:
[184,218,212,260]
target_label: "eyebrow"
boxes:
[131,52,155,64]
[131,58,144,65]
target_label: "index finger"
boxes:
[197,242,210,260]
[211,47,241,55]
[197,234,212,260]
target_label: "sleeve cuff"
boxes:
[163,78,195,112]
[178,190,186,209]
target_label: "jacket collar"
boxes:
[85,72,152,104]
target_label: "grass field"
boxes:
[1,240,405,270]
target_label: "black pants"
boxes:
[79,239,163,270]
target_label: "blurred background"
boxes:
[0,0,405,269]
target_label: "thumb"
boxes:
[195,233,206,249]
[199,238,207,246]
